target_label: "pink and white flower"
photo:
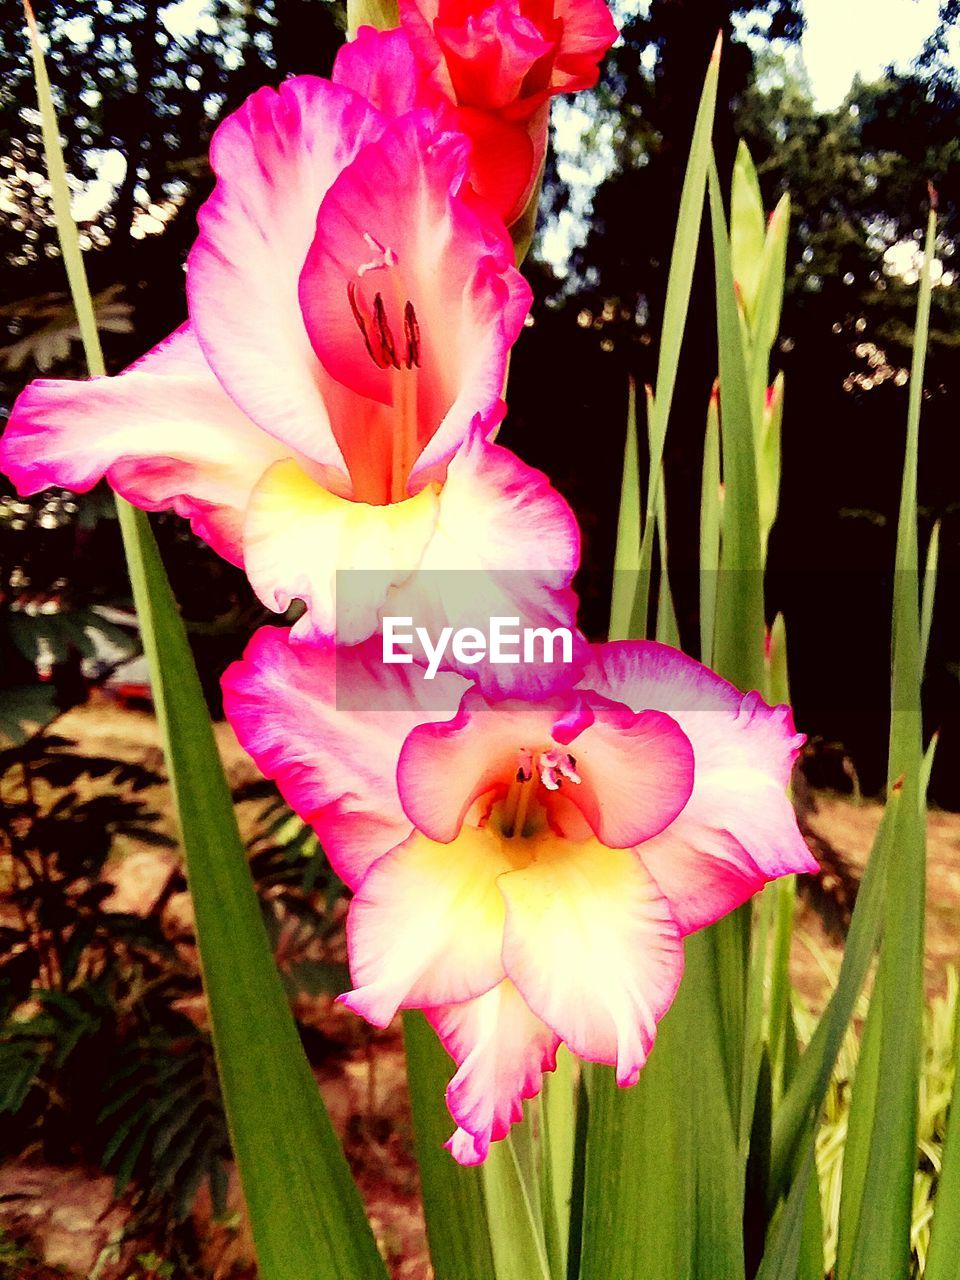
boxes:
[0,78,578,658]
[223,629,816,1165]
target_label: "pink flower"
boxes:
[0,79,578,655]
[335,1,618,224]
[223,629,816,1165]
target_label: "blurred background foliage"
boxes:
[0,0,958,803]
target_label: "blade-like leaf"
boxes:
[750,196,790,423]
[483,1128,552,1280]
[632,36,721,637]
[755,1127,822,1280]
[699,384,722,666]
[730,140,766,323]
[579,934,744,1280]
[924,980,960,1280]
[768,791,899,1202]
[540,1047,576,1280]
[646,386,680,647]
[835,977,883,1280]
[25,9,387,1276]
[706,152,766,694]
[609,378,642,642]
[402,1012,496,1280]
[843,204,935,1280]
[920,518,940,669]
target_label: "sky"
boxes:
[801,0,954,107]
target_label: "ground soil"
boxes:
[1,695,958,1279]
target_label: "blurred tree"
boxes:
[504,0,960,803]
[0,0,345,718]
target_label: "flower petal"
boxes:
[427,980,560,1165]
[583,641,816,933]
[552,0,620,93]
[333,25,423,116]
[221,626,466,887]
[454,105,539,223]
[557,694,694,848]
[187,77,384,467]
[299,115,530,488]
[397,686,692,848]
[242,458,440,643]
[398,692,576,842]
[500,834,684,1085]
[341,825,511,1026]
[0,325,290,565]
[389,429,584,697]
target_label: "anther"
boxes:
[372,294,401,370]
[348,282,382,368]
[404,301,421,369]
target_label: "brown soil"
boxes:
[2,695,959,1279]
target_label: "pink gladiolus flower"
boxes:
[223,629,817,1165]
[335,1,618,224]
[0,79,579,654]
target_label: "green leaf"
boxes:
[729,141,766,323]
[483,1127,551,1280]
[920,518,940,670]
[924,979,960,1280]
[402,1012,496,1280]
[843,204,935,1280]
[768,791,899,1203]
[540,1047,576,1280]
[579,935,744,1280]
[632,36,721,639]
[706,152,766,694]
[835,977,883,1280]
[25,9,387,1276]
[0,684,58,748]
[645,386,680,647]
[750,197,790,415]
[699,384,722,667]
[609,378,642,642]
[755,1128,820,1280]
[346,0,399,36]
[758,372,784,559]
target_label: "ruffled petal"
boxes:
[427,980,560,1165]
[434,5,554,109]
[242,459,441,644]
[552,0,620,93]
[451,105,538,224]
[556,694,694,848]
[398,692,576,842]
[187,76,384,469]
[341,825,511,1026]
[0,326,291,565]
[389,429,584,697]
[333,25,424,117]
[500,834,684,1086]
[221,627,466,887]
[583,642,816,934]
[397,686,693,848]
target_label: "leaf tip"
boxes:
[712,30,723,62]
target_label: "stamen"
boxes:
[404,302,421,369]
[348,282,383,369]
[372,294,401,370]
[538,748,582,792]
